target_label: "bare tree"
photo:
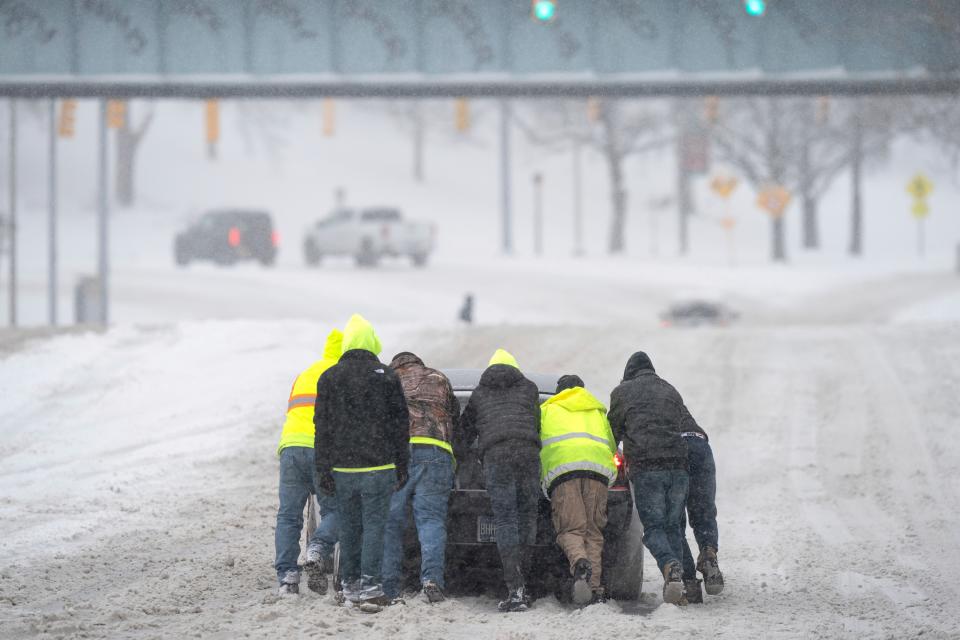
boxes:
[115,101,155,209]
[515,98,671,254]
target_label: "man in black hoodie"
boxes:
[458,349,541,612]
[678,405,724,603]
[314,315,409,608]
[608,351,688,605]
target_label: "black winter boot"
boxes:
[697,547,724,595]
[684,578,703,604]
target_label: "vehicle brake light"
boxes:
[272,231,280,247]
[614,452,623,468]
[228,227,241,247]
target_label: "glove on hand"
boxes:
[318,470,336,496]
[395,467,409,491]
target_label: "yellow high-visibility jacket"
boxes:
[276,329,343,455]
[539,386,618,496]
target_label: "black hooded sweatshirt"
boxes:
[458,364,541,463]
[607,352,688,472]
[314,349,410,477]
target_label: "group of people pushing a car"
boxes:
[273,313,724,612]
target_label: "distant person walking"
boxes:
[382,352,460,603]
[459,349,541,612]
[274,329,342,597]
[608,351,688,605]
[314,314,409,608]
[678,405,724,603]
[539,374,618,606]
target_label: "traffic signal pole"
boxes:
[98,99,109,325]
[499,99,513,255]
[7,99,16,327]
[48,98,58,325]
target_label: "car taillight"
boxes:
[614,452,623,468]
[271,231,280,247]
[228,227,241,247]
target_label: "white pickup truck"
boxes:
[302,207,435,267]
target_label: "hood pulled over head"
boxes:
[390,351,424,369]
[555,374,584,393]
[622,351,655,381]
[341,314,382,356]
[322,329,344,362]
[488,348,519,370]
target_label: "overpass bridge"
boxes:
[1,0,959,98]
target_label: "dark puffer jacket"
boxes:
[458,364,541,462]
[608,351,687,472]
[314,349,410,476]
[389,352,460,448]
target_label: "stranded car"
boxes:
[174,209,278,267]
[324,369,644,602]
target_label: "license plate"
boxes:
[476,515,496,543]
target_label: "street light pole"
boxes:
[8,98,17,327]
[533,172,543,257]
[98,99,110,325]
[48,98,58,325]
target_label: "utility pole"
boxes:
[572,140,584,256]
[48,98,58,325]
[499,99,513,255]
[98,99,109,325]
[8,99,17,327]
[533,173,544,256]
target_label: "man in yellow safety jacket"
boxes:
[540,374,618,606]
[274,329,342,597]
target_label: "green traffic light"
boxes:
[744,0,766,16]
[533,0,556,22]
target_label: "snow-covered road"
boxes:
[1,263,960,639]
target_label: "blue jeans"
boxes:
[274,446,339,581]
[483,448,541,590]
[382,445,455,598]
[632,469,689,574]
[334,467,396,587]
[680,436,719,580]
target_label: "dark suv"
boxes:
[386,369,644,601]
[174,209,278,267]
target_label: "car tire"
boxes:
[606,528,644,601]
[174,239,190,267]
[304,239,321,266]
[410,253,428,267]
[355,238,379,268]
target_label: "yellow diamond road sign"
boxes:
[757,185,792,218]
[907,174,933,200]
[711,175,739,199]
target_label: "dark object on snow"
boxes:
[608,352,688,472]
[659,300,738,328]
[459,294,474,324]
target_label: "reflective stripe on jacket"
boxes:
[539,386,617,496]
[276,329,343,455]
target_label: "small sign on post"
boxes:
[906,173,933,257]
[711,174,739,265]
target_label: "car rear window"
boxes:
[361,208,401,222]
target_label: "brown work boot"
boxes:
[697,547,724,595]
[662,561,684,604]
[684,578,703,604]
